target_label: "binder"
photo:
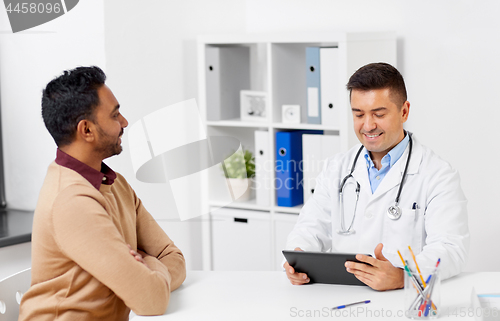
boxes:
[276,130,322,207]
[302,134,322,203]
[302,134,341,202]
[254,130,271,206]
[306,47,321,124]
[205,46,250,121]
[320,47,340,127]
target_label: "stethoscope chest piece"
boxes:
[387,205,402,220]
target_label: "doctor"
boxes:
[284,63,469,291]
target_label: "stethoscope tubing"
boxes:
[394,134,413,206]
[337,132,413,234]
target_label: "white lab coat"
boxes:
[286,134,469,280]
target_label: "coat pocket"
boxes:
[383,208,423,258]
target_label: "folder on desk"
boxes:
[302,134,341,203]
[306,47,321,124]
[205,46,250,121]
[254,130,271,206]
[276,130,322,207]
[320,47,340,127]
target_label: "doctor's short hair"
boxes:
[41,66,106,147]
[346,62,407,108]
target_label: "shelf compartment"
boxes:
[206,118,270,128]
[209,199,270,212]
[272,205,303,214]
[272,122,340,131]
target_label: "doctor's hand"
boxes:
[284,248,310,285]
[345,243,404,291]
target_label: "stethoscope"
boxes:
[337,133,413,235]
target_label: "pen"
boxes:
[399,250,438,312]
[408,246,426,288]
[424,258,441,285]
[410,277,438,313]
[332,300,370,310]
[405,259,425,298]
[422,259,441,315]
[410,258,440,312]
[412,202,419,209]
[400,252,438,313]
[398,250,424,294]
[397,250,406,266]
[423,271,438,316]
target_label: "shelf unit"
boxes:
[198,32,396,271]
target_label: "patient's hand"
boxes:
[284,247,310,285]
[128,244,149,269]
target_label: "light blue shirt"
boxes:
[364,134,410,193]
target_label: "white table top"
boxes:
[133,271,500,321]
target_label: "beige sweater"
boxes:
[19,162,186,320]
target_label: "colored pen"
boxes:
[403,257,437,313]
[422,272,438,316]
[424,258,441,285]
[397,250,406,266]
[405,260,425,296]
[411,258,440,312]
[332,300,370,310]
[408,246,426,287]
[399,250,438,312]
[411,277,438,313]
[405,264,423,289]
[398,250,424,295]
[422,259,441,314]
[398,251,419,289]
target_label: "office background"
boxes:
[0,0,498,272]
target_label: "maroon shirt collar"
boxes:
[55,149,117,190]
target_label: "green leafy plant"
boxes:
[223,149,255,179]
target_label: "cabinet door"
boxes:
[211,208,272,271]
[254,130,271,207]
[274,213,299,271]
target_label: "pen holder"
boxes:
[404,267,441,319]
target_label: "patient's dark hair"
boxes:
[41,66,106,147]
[346,62,407,107]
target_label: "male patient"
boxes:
[19,66,186,320]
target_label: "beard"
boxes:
[95,125,123,159]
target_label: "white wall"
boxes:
[244,0,500,273]
[0,0,106,209]
[1,0,498,272]
[104,0,500,272]
[102,0,247,270]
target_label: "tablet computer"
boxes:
[282,250,372,286]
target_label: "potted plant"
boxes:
[223,149,255,201]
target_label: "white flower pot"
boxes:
[227,178,252,202]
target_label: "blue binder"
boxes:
[306,47,321,124]
[276,130,322,207]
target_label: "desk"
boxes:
[134,271,500,321]
[0,209,33,280]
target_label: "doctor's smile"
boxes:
[363,132,383,139]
